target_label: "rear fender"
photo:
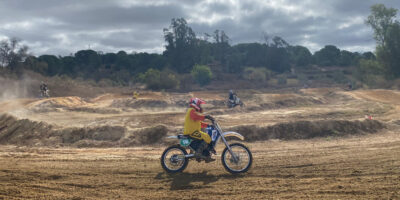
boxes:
[222,132,245,141]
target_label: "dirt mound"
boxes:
[65,107,120,114]
[260,96,324,108]
[299,87,342,96]
[0,114,168,147]
[90,93,126,103]
[58,126,126,144]
[28,97,89,112]
[350,89,400,105]
[0,114,55,146]
[26,97,120,114]
[323,91,355,102]
[0,114,126,146]
[207,96,323,115]
[111,99,169,109]
[231,119,385,141]
[126,125,168,145]
[32,96,88,107]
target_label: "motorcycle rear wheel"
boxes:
[161,145,189,173]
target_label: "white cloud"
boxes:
[338,16,364,30]
[0,0,399,55]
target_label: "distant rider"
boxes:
[183,98,215,162]
[132,91,139,99]
[347,81,353,90]
[229,90,236,102]
[40,81,49,97]
[40,81,48,92]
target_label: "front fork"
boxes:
[220,134,239,163]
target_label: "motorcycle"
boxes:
[40,89,50,98]
[227,96,244,108]
[161,119,252,174]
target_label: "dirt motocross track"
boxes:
[0,88,400,199]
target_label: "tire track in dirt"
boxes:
[0,131,399,199]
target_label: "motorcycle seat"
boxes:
[177,134,190,139]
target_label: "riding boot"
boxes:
[208,141,216,155]
[194,141,208,158]
[195,141,215,162]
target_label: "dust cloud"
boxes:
[0,74,38,101]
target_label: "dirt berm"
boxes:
[230,119,386,141]
[0,114,54,146]
[0,114,168,147]
[0,114,386,146]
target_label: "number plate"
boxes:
[180,138,192,146]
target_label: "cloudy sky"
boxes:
[0,0,399,56]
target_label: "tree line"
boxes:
[2,3,399,89]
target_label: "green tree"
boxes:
[356,59,384,86]
[38,55,61,76]
[0,37,29,70]
[60,56,76,76]
[366,4,397,47]
[212,29,231,67]
[265,46,291,72]
[289,45,312,67]
[313,45,341,66]
[339,50,354,66]
[163,18,197,73]
[191,65,212,86]
[382,23,400,76]
[362,52,376,60]
[24,56,48,74]
[74,50,101,78]
[366,4,400,78]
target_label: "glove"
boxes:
[205,115,215,121]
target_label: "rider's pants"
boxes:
[187,130,211,144]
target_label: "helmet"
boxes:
[189,97,206,112]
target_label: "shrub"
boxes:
[277,75,287,85]
[243,67,271,82]
[143,68,179,90]
[144,69,161,89]
[179,74,195,91]
[356,59,384,87]
[191,65,212,86]
[159,69,180,89]
[286,78,299,85]
[331,71,347,84]
[97,78,114,87]
[109,69,132,86]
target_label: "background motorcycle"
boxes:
[40,89,50,98]
[227,96,244,108]
[161,119,252,174]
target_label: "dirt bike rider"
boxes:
[183,98,216,162]
[40,81,48,95]
[229,90,237,104]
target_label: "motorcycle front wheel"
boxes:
[160,145,189,173]
[221,143,252,174]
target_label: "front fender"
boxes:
[222,131,245,141]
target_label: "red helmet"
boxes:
[189,97,206,112]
